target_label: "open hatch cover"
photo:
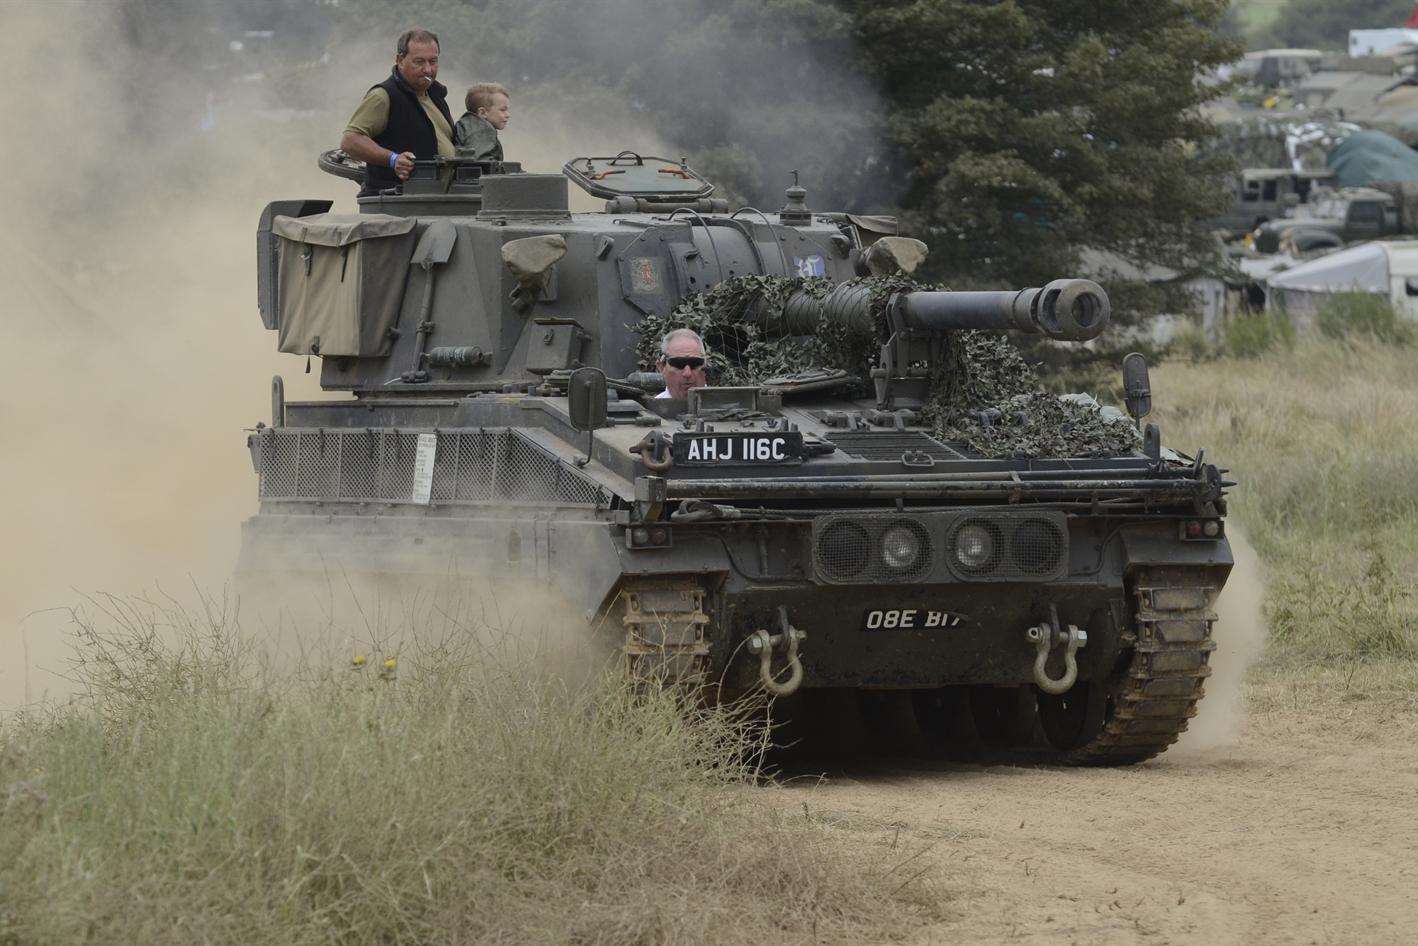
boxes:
[562,151,714,201]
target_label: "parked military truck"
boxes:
[243,152,1234,765]
[1214,167,1336,237]
[1253,185,1400,252]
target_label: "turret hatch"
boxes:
[563,151,714,201]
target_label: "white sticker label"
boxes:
[411,433,437,505]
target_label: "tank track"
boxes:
[617,577,711,685]
[1054,566,1219,766]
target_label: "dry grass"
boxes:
[1154,334,1418,661]
[8,326,1417,945]
[0,592,938,946]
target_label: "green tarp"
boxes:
[1328,130,1418,189]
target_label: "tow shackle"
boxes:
[1025,604,1087,695]
[746,606,807,697]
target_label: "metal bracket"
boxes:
[629,430,674,472]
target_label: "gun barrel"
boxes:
[771,278,1110,342]
[894,279,1110,341]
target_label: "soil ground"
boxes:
[774,669,1418,945]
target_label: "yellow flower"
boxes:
[352,654,367,667]
[384,657,397,671]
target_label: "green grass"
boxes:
[0,593,935,946]
[1315,292,1417,346]
[1154,332,1418,661]
[1222,309,1296,358]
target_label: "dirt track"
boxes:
[778,681,1418,944]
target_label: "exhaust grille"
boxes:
[258,428,611,507]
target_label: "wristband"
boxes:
[388,152,399,169]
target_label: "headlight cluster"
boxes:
[813,514,1067,582]
[815,518,930,581]
[1180,518,1224,541]
[881,522,929,575]
[949,516,1066,579]
[818,521,872,579]
[953,522,1000,573]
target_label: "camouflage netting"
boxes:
[635,275,1140,459]
[634,274,860,387]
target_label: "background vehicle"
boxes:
[1253,185,1400,251]
[1215,167,1336,236]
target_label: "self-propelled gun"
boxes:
[243,152,1233,764]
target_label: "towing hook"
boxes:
[629,431,673,472]
[1025,604,1088,695]
[747,606,806,697]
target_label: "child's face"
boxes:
[478,93,511,130]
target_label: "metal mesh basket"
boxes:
[258,427,611,507]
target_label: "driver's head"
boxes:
[395,28,440,93]
[658,329,708,399]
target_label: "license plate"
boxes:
[671,431,805,466]
[861,608,965,631]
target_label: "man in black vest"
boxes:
[340,28,457,198]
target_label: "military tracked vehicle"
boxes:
[244,152,1234,764]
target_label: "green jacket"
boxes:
[454,113,503,162]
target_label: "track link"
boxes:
[618,577,711,685]
[1056,567,1219,766]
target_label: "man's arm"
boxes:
[340,130,414,180]
[341,89,415,180]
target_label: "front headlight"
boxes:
[955,523,998,571]
[881,524,923,571]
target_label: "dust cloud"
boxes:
[0,2,661,709]
[1175,525,1268,754]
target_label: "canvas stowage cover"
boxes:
[272,213,417,357]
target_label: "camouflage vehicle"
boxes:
[1214,167,1336,237]
[1253,185,1401,253]
[243,152,1234,765]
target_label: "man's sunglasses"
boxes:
[664,356,706,370]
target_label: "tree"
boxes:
[851,0,1239,287]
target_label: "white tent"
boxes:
[1267,241,1418,321]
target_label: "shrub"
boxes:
[1222,310,1295,358]
[1167,323,1221,363]
[1265,547,1417,659]
[1314,292,1415,346]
